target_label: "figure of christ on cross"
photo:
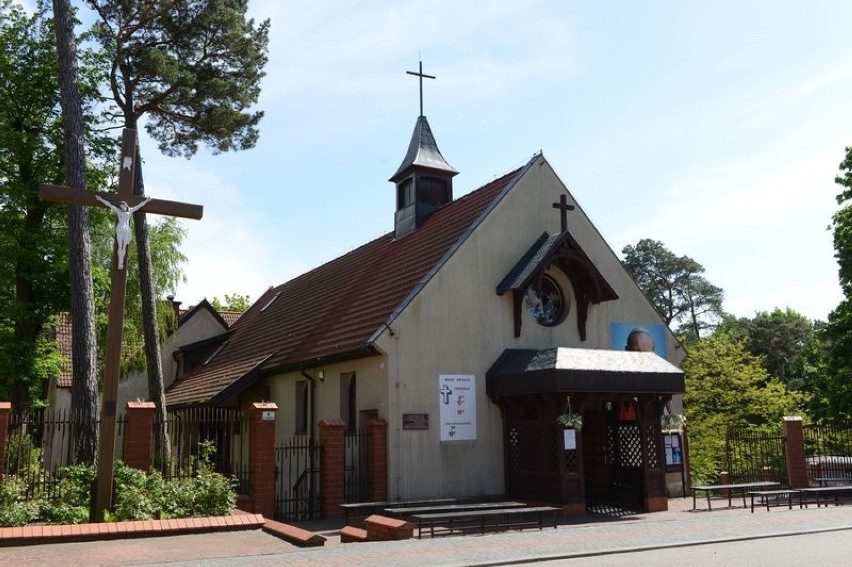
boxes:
[39,128,203,520]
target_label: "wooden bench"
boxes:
[814,476,852,486]
[799,485,852,507]
[691,481,780,510]
[748,489,801,513]
[410,506,559,539]
[340,498,457,525]
[385,501,527,517]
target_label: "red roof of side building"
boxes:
[54,306,243,390]
[165,164,527,406]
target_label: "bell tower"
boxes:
[390,62,458,239]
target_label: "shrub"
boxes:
[0,476,38,527]
[41,465,96,525]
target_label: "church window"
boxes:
[340,372,357,432]
[295,380,309,434]
[523,274,567,327]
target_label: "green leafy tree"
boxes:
[821,146,852,423]
[622,239,724,340]
[683,334,807,483]
[718,308,818,390]
[0,0,114,412]
[85,0,269,457]
[210,293,251,312]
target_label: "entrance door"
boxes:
[581,401,645,510]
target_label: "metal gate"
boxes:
[804,423,852,483]
[725,427,787,485]
[344,429,368,503]
[274,436,321,521]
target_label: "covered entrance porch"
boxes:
[486,347,685,514]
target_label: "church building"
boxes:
[164,77,685,513]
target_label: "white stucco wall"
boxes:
[264,356,387,442]
[374,156,684,501]
[118,308,229,409]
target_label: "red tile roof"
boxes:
[54,305,242,390]
[166,166,525,406]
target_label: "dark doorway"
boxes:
[582,400,644,511]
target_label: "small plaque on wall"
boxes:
[403,413,429,430]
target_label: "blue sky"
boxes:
[78,1,852,320]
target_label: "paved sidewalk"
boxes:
[3,498,852,566]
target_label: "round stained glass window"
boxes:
[523,274,566,327]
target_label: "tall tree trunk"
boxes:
[129,140,170,463]
[52,0,99,465]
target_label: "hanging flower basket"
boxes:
[661,413,686,431]
[556,412,583,431]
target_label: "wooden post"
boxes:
[0,402,10,480]
[39,128,203,519]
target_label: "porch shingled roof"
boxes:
[486,348,685,397]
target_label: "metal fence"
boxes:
[344,428,368,503]
[156,406,251,493]
[725,427,788,486]
[274,435,321,522]
[2,408,125,500]
[804,423,852,484]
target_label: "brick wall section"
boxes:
[318,420,345,519]
[0,402,10,479]
[122,401,155,471]
[249,403,278,518]
[366,418,388,502]
[783,416,808,488]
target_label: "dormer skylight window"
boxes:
[261,291,281,313]
[204,340,229,366]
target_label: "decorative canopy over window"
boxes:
[497,231,618,340]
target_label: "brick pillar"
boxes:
[122,401,156,471]
[249,402,277,518]
[0,402,10,479]
[319,420,345,519]
[783,415,808,488]
[720,471,731,498]
[366,418,388,502]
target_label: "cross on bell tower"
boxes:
[406,60,436,117]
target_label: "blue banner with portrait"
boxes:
[610,322,668,358]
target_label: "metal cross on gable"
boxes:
[553,194,575,233]
[406,60,436,117]
[39,128,203,520]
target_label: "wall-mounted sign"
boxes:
[664,432,683,467]
[563,429,577,450]
[403,413,429,430]
[439,374,476,442]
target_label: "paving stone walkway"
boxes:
[3,498,852,566]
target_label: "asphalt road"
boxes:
[538,529,852,566]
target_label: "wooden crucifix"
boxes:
[553,194,575,233]
[39,128,203,520]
